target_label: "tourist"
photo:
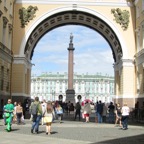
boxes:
[30,97,42,134]
[121,103,130,130]
[108,102,115,123]
[43,101,53,135]
[16,102,23,125]
[95,101,98,123]
[74,102,81,121]
[13,101,17,123]
[115,103,122,127]
[3,99,14,125]
[83,101,91,123]
[97,101,103,123]
[55,103,63,123]
[102,103,107,123]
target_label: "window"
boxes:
[6,69,10,91]
[1,66,4,90]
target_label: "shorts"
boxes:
[84,114,89,117]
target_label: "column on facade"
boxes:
[12,58,31,101]
[27,68,31,95]
[142,24,144,49]
[114,60,135,107]
[114,69,120,102]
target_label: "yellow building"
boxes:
[0,0,144,110]
[0,0,14,107]
[135,0,144,105]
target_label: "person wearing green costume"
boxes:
[3,99,14,125]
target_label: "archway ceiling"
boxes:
[24,11,123,62]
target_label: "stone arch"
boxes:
[19,6,128,63]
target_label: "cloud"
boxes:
[32,25,114,76]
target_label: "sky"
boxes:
[31,25,114,76]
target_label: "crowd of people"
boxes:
[3,97,143,135]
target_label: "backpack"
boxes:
[30,103,38,115]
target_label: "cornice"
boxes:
[114,59,134,71]
[16,0,128,7]
[13,56,33,69]
[135,48,144,66]
[0,46,13,63]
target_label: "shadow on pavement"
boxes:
[90,134,144,144]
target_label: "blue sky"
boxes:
[31,25,114,76]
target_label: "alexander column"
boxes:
[66,33,75,104]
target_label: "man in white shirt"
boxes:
[121,103,130,130]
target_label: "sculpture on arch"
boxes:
[19,6,38,28]
[111,8,130,31]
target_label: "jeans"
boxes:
[108,112,115,123]
[74,109,81,120]
[31,115,42,132]
[97,113,103,123]
[122,115,129,129]
[16,112,22,124]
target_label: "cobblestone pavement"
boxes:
[0,115,144,144]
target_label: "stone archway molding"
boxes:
[19,5,128,61]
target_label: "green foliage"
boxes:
[111,8,130,31]
[19,6,38,28]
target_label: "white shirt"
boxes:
[122,106,130,116]
[41,102,47,114]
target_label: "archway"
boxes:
[13,6,135,107]
[23,10,124,63]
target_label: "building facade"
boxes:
[0,0,14,108]
[31,72,114,103]
[135,0,144,104]
[0,0,144,110]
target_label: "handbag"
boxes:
[43,116,52,123]
[56,108,63,114]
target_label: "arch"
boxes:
[19,6,128,62]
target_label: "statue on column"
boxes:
[70,33,73,43]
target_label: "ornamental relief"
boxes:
[111,8,130,31]
[3,16,8,28]
[19,5,38,28]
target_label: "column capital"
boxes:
[114,59,134,71]
[13,57,32,69]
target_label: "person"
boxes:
[67,101,71,115]
[115,103,122,127]
[134,101,139,120]
[30,97,42,134]
[95,102,98,123]
[55,103,63,123]
[44,101,53,135]
[108,102,115,123]
[74,102,81,121]
[140,102,144,120]
[13,102,17,123]
[97,101,103,123]
[83,101,91,123]
[16,102,23,125]
[102,103,107,123]
[3,99,14,126]
[69,103,74,114]
[41,100,47,125]
[121,103,130,130]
